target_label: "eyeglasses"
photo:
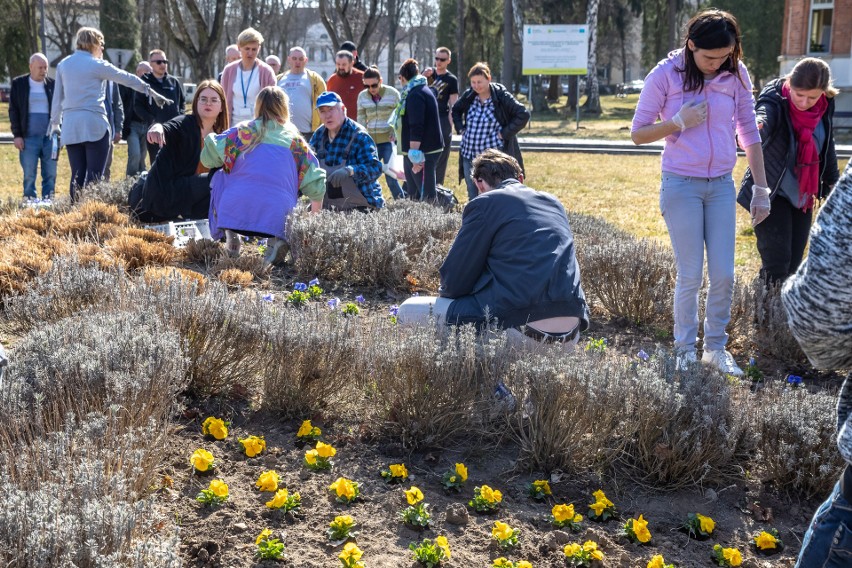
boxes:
[435,56,448,62]
[363,82,379,89]
[199,97,221,105]
[151,60,168,65]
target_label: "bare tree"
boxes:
[44,0,89,63]
[318,0,382,53]
[157,0,227,81]
[583,0,601,113]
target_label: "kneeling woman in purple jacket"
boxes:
[201,86,326,265]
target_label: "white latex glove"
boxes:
[750,184,771,226]
[149,90,173,109]
[48,124,61,137]
[672,100,708,130]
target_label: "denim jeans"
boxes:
[795,479,852,567]
[659,172,736,353]
[461,156,477,201]
[126,121,147,176]
[375,142,405,199]
[20,134,56,199]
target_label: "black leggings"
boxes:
[66,132,111,200]
[754,195,813,285]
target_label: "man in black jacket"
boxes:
[398,149,589,350]
[135,49,185,163]
[9,53,56,200]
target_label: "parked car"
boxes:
[183,82,197,101]
[0,84,10,103]
[623,79,644,94]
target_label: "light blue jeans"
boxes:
[125,121,148,176]
[20,134,57,199]
[462,156,477,201]
[660,172,736,353]
[795,478,852,567]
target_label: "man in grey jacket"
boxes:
[783,159,852,567]
[398,149,589,349]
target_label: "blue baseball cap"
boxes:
[316,91,343,109]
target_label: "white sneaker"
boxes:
[675,350,697,371]
[701,349,744,376]
[262,238,289,266]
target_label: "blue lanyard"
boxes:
[240,63,257,108]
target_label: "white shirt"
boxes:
[28,77,49,114]
[278,71,313,132]
[231,64,261,123]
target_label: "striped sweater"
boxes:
[782,159,852,466]
[357,85,399,145]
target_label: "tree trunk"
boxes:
[455,0,465,82]
[501,0,513,87]
[667,0,678,52]
[547,75,559,101]
[387,0,397,81]
[583,0,601,114]
[157,0,227,81]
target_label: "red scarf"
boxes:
[783,83,828,211]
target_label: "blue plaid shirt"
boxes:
[310,118,385,208]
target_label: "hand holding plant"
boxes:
[441,462,467,491]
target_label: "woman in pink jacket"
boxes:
[220,28,276,126]
[631,10,769,376]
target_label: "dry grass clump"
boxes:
[504,350,631,473]
[184,238,225,266]
[50,201,131,240]
[71,241,124,270]
[618,356,752,490]
[217,268,255,288]
[13,207,58,234]
[260,307,366,417]
[568,211,632,249]
[578,237,675,327]
[0,232,58,297]
[211,255,269,282]
[288,202,460,289]
[365,324,506,449]
[142,266,206,294]
[749,384,844,498]
[106,234,180,271]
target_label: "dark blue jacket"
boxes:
[401,83,443,153]
[9,74,55,138]
[439,179,589,329]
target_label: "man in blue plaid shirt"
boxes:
[309,91,384,210]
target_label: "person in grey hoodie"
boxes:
[782,158,852,567]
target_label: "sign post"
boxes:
[105,48,135,70]
[522,24,589,130]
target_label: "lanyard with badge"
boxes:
[240,63,257,110]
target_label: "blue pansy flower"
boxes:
[637,349,649,361]
[262,293,274,302]
[389,305,399,316]
[786,374,802,385]
[327,297,340,309]
[355,295,365,304]
[294,282,307,291]
[309,278,320,286]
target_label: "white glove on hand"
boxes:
[750,184,771,226]
[672,100,708,130]
[48,124,61,137]
[150,90,173,109]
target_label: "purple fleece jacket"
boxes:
[631,49,761,178]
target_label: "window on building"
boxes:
[810,2,833,53]
[321,49,328,62]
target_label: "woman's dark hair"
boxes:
[678,9,743,93]
[472,148,522,187]
[398,58,419,81]
[468,62,492,81]
[363,66,382,81]
[787,57,839,98]
[191,79,229,134]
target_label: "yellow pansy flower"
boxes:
[755,531,777,550]
[405,486,424,505]
[329,477,357,500]
[256,528,272,545]
[455,462,468,481]
[481,485,502,503]
[492,559,512,568]
[316,441,336,458]
[553,503,575,523]
[589,500,607,516]
[209,479,228,498]
[532,480,552,495]
[255,470,280,492]
[632,514,652,543]
[190,448,214,472]
[435,535,451,559]
[266,488,289,509]
[239,435,265,457]
[304,449,318,465]
[297,419,318,438]
[202,416,228,440]
[722,547,742,566]
[697,513,715,534]
[647,555,665,568]
[492,521,514,541]
[517,562,532,568]
[564,543,581,557]
[339,542,363,561]
[449,475,457,483]
[389,463,408,479]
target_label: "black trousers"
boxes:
[754,195,813,285]
[435,113,452,185]
[66,131,111,201]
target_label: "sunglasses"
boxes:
[363,82,379,89]
[151,59,168,65]
[435,56,448,62]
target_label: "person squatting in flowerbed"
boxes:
[397,149,589,352]
[201,86,326,265]
[630,9,769,377]
[738,57,840,286]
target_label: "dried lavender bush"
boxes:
[567,211,632,249]
[748,279,808,366]
[578,237,675,327]
[365,323,510,449]
[79,175,138,209]
[2,257,128,334]
[749,383,844,498]
[260,306,367,417]
[287,201,460,288]
[618,355,753,490]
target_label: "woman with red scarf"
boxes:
[739,58,840,284]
